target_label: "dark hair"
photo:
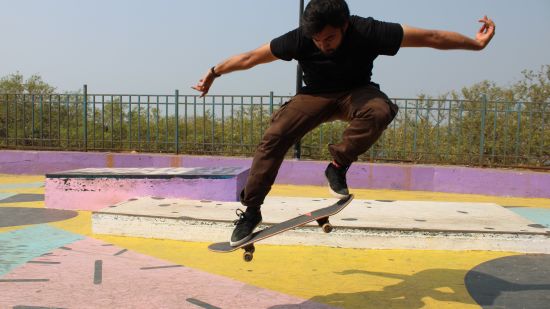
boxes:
[301,0,350,37]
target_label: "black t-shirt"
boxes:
[270,15,403,94]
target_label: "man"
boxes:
[192,0,495,246]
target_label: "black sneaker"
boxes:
[325,162,350,199]
[230,208,262,247]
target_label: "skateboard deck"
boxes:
[208,194,354,261]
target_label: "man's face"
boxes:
[312,23,348,56]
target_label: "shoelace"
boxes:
[233,209,246,226]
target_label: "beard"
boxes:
[322,49,336,56]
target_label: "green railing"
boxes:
[1,89,549,168]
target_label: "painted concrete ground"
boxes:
[1,174,550,308]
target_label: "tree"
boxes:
[0,72,56,95]
[0,73,57,147]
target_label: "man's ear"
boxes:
[342,21,349,33]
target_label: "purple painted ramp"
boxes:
[0,237,332,309]
[3,150,550,198]
[45,167,249,211]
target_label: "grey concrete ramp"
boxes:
[92,197,550,253]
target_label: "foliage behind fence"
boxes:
[1,90,548,168]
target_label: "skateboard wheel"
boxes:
[322,223,333,233]
[243,251,254,262]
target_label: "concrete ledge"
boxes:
[2,150,549,198]
[45,167,248,211]
[92,196,550,253]
[92,214,550,253]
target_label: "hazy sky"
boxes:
[1,0,549,97]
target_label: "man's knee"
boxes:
[358,98,399,129]
[258,133,293,154]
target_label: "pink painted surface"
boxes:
[0,237,333,309]
[46,177,244,211]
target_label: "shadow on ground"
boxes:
[270,268,476,309]
[270,255,550,309]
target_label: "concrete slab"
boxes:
[92,196,550,253]
[45,167,249,210]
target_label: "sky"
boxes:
[1,0,549,98]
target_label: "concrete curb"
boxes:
[91,196,550,254]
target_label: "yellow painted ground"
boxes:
[3,174,548,308]
[50,210,512,308]
[0,175,45,195]
[271,184,550,208]
[0,174,45,184]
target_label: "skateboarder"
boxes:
[192,0,495,246]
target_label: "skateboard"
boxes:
[208,194,354,262]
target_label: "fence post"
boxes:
[515,101,522,164]
[175,89,179,154]
[479,94,487,165]
[294,0,304,160]
[269,91,274,115]
[4,94,8,147]
[83,84,88,152]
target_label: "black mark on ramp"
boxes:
[186,298,221,309]
[94,260,102,284]
[140,265,183,270]
[114,249,128,256]
[0,279,49,282]
[13,305,63,309]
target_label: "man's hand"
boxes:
[475,15,496,50]
[191,68,218,97]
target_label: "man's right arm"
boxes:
[192,43,278,97]
[401,16,495,51]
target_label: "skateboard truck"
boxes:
[316,217,333,233]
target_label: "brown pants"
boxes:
[241,84,398,208]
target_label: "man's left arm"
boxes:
[401,16,495,50]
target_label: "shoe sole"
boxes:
[229,220,262,247]
[328,186,350,199]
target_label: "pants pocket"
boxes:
[270,99,291,123]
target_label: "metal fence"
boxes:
[1,88,549,169]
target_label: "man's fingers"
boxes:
[477,19,495,34]
[478,23,487,33]
[478,16,495,28]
